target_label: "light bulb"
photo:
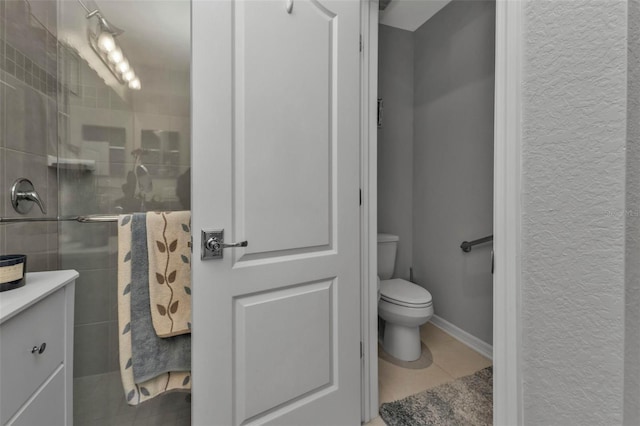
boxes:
[107,47,123,64]
[97,32,115,53]
[123,70,135,82]
[116,59,130,74]
[129,78,141,90]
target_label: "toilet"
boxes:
[378,233,434,362]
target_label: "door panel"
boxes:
[235,279,334,423]
[236,0,336,258]
[192,1,361,424]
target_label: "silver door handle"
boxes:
[201,229,248,260]
[205,237,248,252]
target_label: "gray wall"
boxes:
[521,1,628,424]
[377,24,414,280]
[0,0,59,272]
[625,0,640,423]
[411,0,495,345]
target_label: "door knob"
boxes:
[201,229,247,260]
[31,342,46,354]
[205,237,247,252]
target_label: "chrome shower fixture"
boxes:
[86,7,141,90]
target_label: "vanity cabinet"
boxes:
[0,271,78,426]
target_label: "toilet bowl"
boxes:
[377,233,434,362]
[378,278,433,361]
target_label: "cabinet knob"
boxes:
[31,342,46,354]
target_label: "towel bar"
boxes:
[0,214,120,224]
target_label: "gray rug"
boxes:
[379,367,492,426]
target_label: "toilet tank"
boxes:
[377,233,399,280]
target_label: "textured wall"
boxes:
[625,0,640,423]
[0,0,59,271]
[412,0,495,345]
[377,24,414,280]
[521,1,628,424]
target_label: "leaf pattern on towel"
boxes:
[118,213,191,406]
[158,213,176,332]
[147,211,191,337]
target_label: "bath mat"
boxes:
[146,211,192,337]
[380,366,492,426]
[378,342,433,370]
[117,214,191,406]
[131,214,191,383]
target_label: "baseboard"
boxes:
[430,315,493,360]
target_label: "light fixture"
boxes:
[123,70,135,82]
[107,47,123,64]
[116,59,130,74]
[129,78,141,90]
[86,8,141,90]
[97,32,115,53]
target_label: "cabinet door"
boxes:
[0,290,65,424]
[8,366,65,426]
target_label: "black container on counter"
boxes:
[0,255,27,292]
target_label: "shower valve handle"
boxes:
[11,178,47,215]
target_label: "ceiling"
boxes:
[379,0,452,32]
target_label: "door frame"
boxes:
[360,0,379,422]
[360,0,524,424]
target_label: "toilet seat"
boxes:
[380,279,432,308]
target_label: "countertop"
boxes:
[0,270,79,324]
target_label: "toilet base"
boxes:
[382,322,422,362]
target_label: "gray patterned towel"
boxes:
[117,214,190,405]
[131,213,191,384]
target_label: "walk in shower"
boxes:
[1,0,191,424]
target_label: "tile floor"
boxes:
[73,323,489,426]
[366,322,493,426]
[74,371,191,426]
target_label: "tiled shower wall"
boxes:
[58,51,133,378]
[0,0,59,271]
[57,56,191,377]
[2,0,191,380]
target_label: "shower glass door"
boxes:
[56,0,191,424]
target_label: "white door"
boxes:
[191,1,362,425]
